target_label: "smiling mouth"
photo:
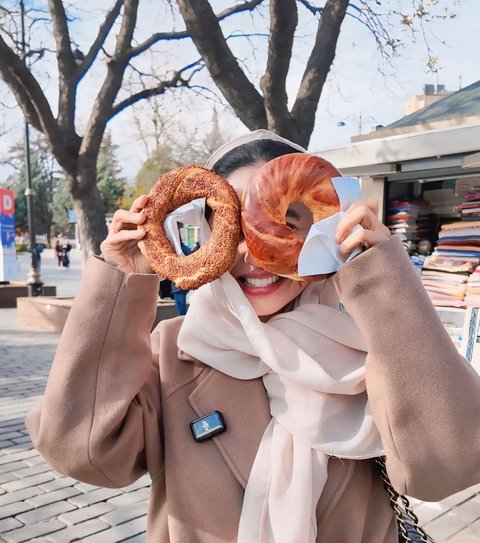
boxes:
[241,275,280,288]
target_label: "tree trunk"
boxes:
[70,174,108,260]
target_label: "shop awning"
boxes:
[315,123,480,176]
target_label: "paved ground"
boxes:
[0,250,480,542]
[18,248,84,298]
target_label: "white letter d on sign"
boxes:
[2,193,13,212]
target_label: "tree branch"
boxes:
[0,57,40,130]
[0,33,80,174]
[129,30,188,59]
[48,0,75,72]
[48,0,78,132]
[215,0,265,21]
[110,73,184,119]
[0,35,52,135]
[297,0,323,15]
[177,0,267,131]
[129,0,265,59]
[347,1,393,60]
[77,0,124,80]
[260,0,297,135]
[292,0,349,146]
[81,0,139,165]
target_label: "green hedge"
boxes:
[15,242,48,252]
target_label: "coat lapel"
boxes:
[187,364,271,488]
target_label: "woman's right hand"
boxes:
[100,194,154,274]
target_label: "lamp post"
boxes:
[20,0,43,296]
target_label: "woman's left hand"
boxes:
[335,198,391,260]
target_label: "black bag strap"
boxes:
[374,457,436,543]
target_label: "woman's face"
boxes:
[227,162,313,321]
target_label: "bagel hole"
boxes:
[177,221,202,254]
[204,204,213,222]
[286,202,313,240]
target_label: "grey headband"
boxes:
[204,129,307,170]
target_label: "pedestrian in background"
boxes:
[61,237,72,269]
[171,241,192,316]
[55,240,63,267]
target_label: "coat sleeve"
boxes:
[25,257,163,488]
[332,235,480,501]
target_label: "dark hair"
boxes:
[211,139,301,178]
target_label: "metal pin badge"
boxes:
[190,411,227,442]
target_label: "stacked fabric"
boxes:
[435,221,480,260]
[465,266,480,306]
[420,221,480,307]
[423,188,462,217]
[386,200,411,241]
[386,199,431,247]
[410,254,426,276]
[457,191,480,220]
[420,267,469,307]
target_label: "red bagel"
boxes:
[242,153,340,280]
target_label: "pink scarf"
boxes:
[177,272,383,542]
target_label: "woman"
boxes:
[61,236,72,268]
[27,131,480,542]
[55,240,63,267]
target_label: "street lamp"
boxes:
[20,0,43,296]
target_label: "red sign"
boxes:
[0,189,15,216]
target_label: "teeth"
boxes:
[244,275,280,287]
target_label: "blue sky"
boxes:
[309,0,478,149]
[0,0,478,182]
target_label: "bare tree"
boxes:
[0,0,264,257]
[178,0,456,147]
[0,0,455,257]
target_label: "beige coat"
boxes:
[26,236,480,542]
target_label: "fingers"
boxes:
[346,198,379,216]
[100,196,150,270]
[130,194,148,213]
[336,198,390,259]
[110,208,146,234]
[336,204,380,244]
[108,228,146,244]
[338,227,388,259]
[108,195,148,234]
[100,227,146,253]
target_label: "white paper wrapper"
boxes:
[163,176,363,275]
[297,177,363,276]
[164,198,211,255]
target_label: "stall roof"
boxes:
[315,122,480,175]
[379,80,480,132]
